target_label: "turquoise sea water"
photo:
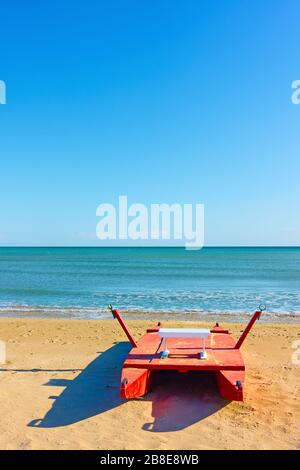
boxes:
[0,247,299,320]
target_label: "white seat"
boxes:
[158,328,210,360]
[158,328,210,338]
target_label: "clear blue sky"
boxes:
[0,0,299,246]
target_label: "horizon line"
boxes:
[0,245,299,249]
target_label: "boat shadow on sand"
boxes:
[28,342,228,432]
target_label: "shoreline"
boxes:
[0,309,299,324]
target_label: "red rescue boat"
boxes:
[109,305,264,402]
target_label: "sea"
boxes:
[0,247,299,321]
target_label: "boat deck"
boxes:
[123,332,245,371]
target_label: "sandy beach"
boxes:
[0,317,299,450]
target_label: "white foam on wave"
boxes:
[0,302,299,322]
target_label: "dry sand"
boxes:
[0,317,299,450]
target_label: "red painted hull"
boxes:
[216,370,245,401]
[120,329,246,401]
[111,308,262,402]
[121,368,152,399]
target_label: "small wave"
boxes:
[0,303,109,319]
[0,303,299,323]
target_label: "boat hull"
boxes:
[120,330,246,401]
[112,307,261,402]
[121,367,152,399]
[216,370,245,401]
